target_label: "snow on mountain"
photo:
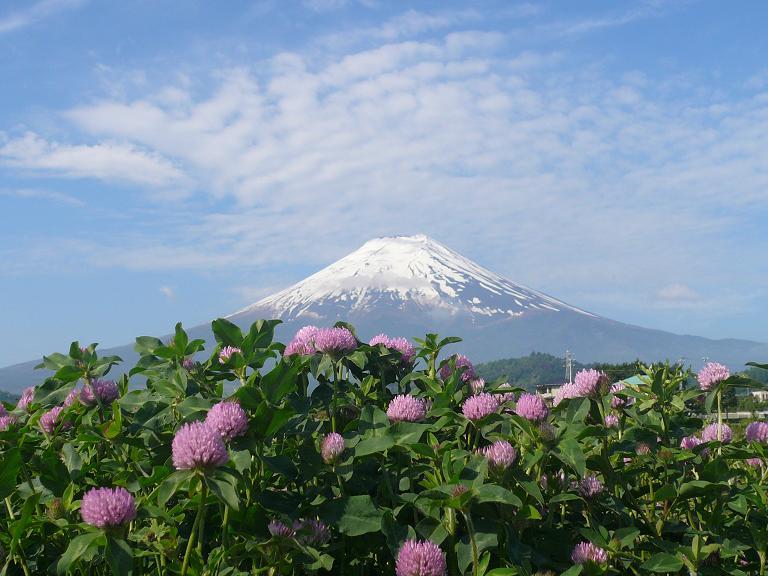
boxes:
[232,234,595,321]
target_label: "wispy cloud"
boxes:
[0,0,87,34]
[159,286,176,300]
[303,0,375,13]
[0,132,188,188]
[546,0,695,37]
[318,8,484,48]
[656,283,701,304]
[0,187,85,206]
[745,68,768,90]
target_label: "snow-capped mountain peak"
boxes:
[232,234,595,321]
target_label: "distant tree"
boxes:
[722,385,738,411]
[476,354,692,392]
[0,390,19,404]
[476,352,585,391]
[743,366,768,385]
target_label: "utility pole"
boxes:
[565,350,574,384]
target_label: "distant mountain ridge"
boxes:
[1,234,767,394]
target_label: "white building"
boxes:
[537,383,565,402]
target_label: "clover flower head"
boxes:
[610,382,634,409]
[293,518,331,547]
[451,484,469,498]
[172,421,229,470]
[680,435,702,450]
[218,346,241,364]
[80,487,136,529]
[553,382,581,405]
[387,395,427,422]
[573,369,608,397]
[469,378,485,395]
[697,362,730,391]
[745,421,768,444]
[369,334,415,363]
[480,440,517,472]
[63,387,81,407]
[321,432,345,464]
[205,401,248,441]
[17,387,35,412]
[579,474,604,498]
[701,423,733,444]
[636,442,652,455]
[284,326,320,356]
[368,333,389,347]
[439,355,475,382]
[81,380,119,407]
[495,383,516,406]
[514,393,550,422]
[571,542,608,566]
[268,519,294,538]
[462,393,498,421]
[604,414,620,428]
[0,415,18,431]
[396,539,447,576]
[313,327,357,356]
[40,406,71,434]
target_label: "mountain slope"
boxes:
[234,234,594,322]
[2,234,766,394]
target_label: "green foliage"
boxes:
[476,352,581,388]
[476,352,647,390]
[0,389,19,404]
[0,321,767,575]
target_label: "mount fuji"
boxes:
[1,234,766,393]
[232,234,595,323]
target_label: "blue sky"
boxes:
[1,0,768,367]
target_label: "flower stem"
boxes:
[717,389,723,441]
[221,505,230,547]
[461,511,479,576]
[331,360,340,433]
[4,501,32,576]
[181,481,207,576]
[197,484,208,557]
[335,471,345,497]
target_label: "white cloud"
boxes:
[0,187,84,206]
[318,8,484,48]
[745,69,768,90]
[546,0,695,37]
[159,286,176,300]
[656,283,701,303]
[0,0,87,34]
[0,132,188,188]
[303,0,374,12]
